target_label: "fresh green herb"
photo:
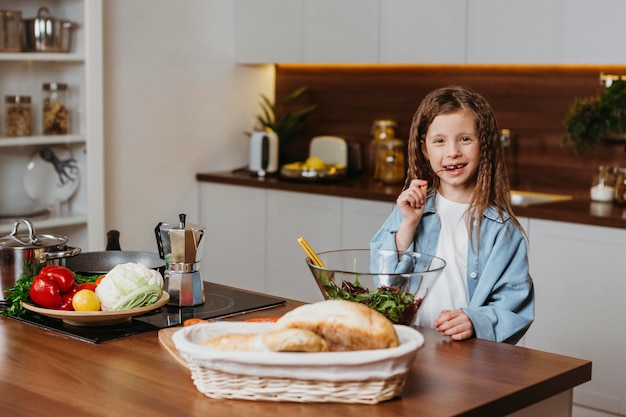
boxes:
[1,276,35,317]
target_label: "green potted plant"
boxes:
[253,86,317,145]
[563,79,626,155]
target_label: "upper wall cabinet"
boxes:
[379,0,467,64]
[563,0,626,64]
[234,0,303,63]
[235,0,378,64]
[235,0,626,65]
[466,0,568,64]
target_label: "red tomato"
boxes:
[77,282,97,292]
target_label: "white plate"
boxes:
[23,146,80,206]
[21,292,170,327]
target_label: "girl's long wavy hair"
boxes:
[404,85,523,246]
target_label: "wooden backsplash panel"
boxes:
[275,65,626,198]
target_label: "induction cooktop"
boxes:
[8,282,285,343]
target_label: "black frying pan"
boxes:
[64,230,166,275]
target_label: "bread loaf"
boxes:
[202,328,329,352]
[274,300,399,351]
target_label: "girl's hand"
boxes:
[434,309,474,341]
[396,179,429,224]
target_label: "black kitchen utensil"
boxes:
[64,230,165,275]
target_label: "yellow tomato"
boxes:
[72,289,101,311]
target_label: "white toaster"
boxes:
[309,136,348,166]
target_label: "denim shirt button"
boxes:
[470,272,478,278]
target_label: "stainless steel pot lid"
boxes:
[0,218,67,249]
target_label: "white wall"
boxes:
[103,0,273,251]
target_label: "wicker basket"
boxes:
[173,322,424,404]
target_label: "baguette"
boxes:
[274,300,399,351]
[202,328,329,352]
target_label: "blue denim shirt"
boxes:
[370,193,535,344]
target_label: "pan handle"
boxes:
[106,230,122,251]
[154,222,165,260]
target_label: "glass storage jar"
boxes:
[4,95,32,137]
[42,82,70,134]
[0,10,22,52]
[376,138,406,184]
[590,165,615,202]
[371,119,398,181]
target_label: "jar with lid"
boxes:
[42,82,70,134]
[371,119,398,181]
[590,165,615,202]
[4,95,32,137]
[615,165,626,206]
[0,10,22,52]
[376,139,406,184]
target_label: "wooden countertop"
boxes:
[197,170,626,230]
[0,286,591,417]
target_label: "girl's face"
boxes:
[421,110,480,203]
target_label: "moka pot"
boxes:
[155,213,205,306]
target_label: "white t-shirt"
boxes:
[415,193,470,327]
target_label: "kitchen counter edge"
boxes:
[196,171,626,230]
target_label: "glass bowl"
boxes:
[306,249,446,326]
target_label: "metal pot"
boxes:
[21,7,74,52]
[0,218,81,300]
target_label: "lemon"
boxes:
[304,157,326,170]
[72,289,101,311]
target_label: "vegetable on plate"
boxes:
[95,262,163,311]
[28,265,77,310]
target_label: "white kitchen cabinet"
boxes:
[199,183,267,294]
[234,0,378,63]
[563,0,626,64]
[524,219,626,416]
[234,0,303,63]
[341,197,393,248]
[0,0,104,251]
[466,0,568,64]
[266,190,341,302]
[302,0,378,63]
[379,0,467,64]
[198,183,395,302]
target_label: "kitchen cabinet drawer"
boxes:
[524,219,626,415]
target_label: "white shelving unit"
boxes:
[0,0,104,251]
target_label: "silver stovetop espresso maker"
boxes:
[155,213,205,306]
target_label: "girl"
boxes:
[370,86,534,344]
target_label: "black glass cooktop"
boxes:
[8,282,285,343]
